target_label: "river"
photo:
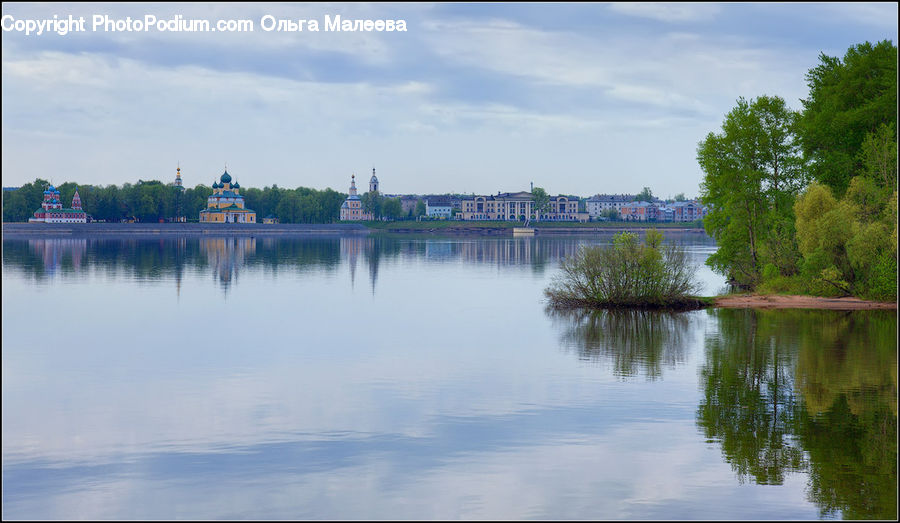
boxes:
[1,233,895,519]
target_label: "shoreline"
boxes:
[2,222,707,238]
[713,294,897,310]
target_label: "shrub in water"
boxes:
[545,230,703,309]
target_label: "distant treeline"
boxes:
[2,180,347,224]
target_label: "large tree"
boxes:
[531,187,550,220]
[635,187,654,202]
[698,95,806,287]
[797,40,898,196]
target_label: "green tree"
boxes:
[797,40,898,196]
[2,179,49,222]
[381,197,403,220]
[674,193,686,202]
[635,187,654,202]
[859,122,898,191]
[531,187,550,220]
[414,200,426,218]
[794,180,896,300]
[361,190,383,219]
[698,95,806,287]
[600,208,620,221]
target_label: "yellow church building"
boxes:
[199,170,256,223]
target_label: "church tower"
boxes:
[71,188,82,210]
[340,173,373,221]
[369,167,379,193]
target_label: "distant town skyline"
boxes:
[2,2,897,197]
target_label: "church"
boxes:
[199,170,257,223]
[339,172,374,221]
[29,185,87,223]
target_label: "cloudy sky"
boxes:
[2,2,897,197]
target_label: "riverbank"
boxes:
[714,294,897,310]
[2,221,708,238]
[364,221,706,235]
[1,223,370,238]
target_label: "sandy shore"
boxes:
[715,294,897,310]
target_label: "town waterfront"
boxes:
[2,233,896,520]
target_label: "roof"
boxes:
[462,191,534,202]
[201,205,254,212]
[35,208,85,214]
[587,194,634,202]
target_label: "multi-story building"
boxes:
[459,191,535,221]
[199,170,256,223]
[670,200,706,222]
[585,194,635,219]
[538,196,588,222]
[400,196,420,216]
[619,201,659,222]
[460,191,588,221]
[425,197,452,219]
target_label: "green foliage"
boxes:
[698,95,806,287]
[414,200,426,218]
[545,230,702,308]
[3,178,347,224]
[798,40,898,196]
[381,197,403,220]
[531,186,550,217]
[361,190,383,219]
[859,122,898,191]
[600,208,620,220]
[2,179,48,222]
[674,193,686,202]
[794,180,897,300]
[635,186,654,202]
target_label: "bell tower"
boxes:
[369,167,379,193]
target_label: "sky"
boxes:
[1,2,897,198]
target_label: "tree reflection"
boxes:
[699,309,897,519]
[550,308,695,379]
[791,310,897,520]
[697,309,805,485]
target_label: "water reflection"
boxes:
[15,234,894,519]
[550,309,697,379]
[200,237,256,290]
[2,233,720,293]
[28,238,87,275]
[699,309,897,519]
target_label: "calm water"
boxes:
[2,233,896,520]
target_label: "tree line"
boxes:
[698,40,897,301]
[2,180,348,224]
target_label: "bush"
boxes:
[545,230,703,309]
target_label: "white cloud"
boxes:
[608,2,721,23]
